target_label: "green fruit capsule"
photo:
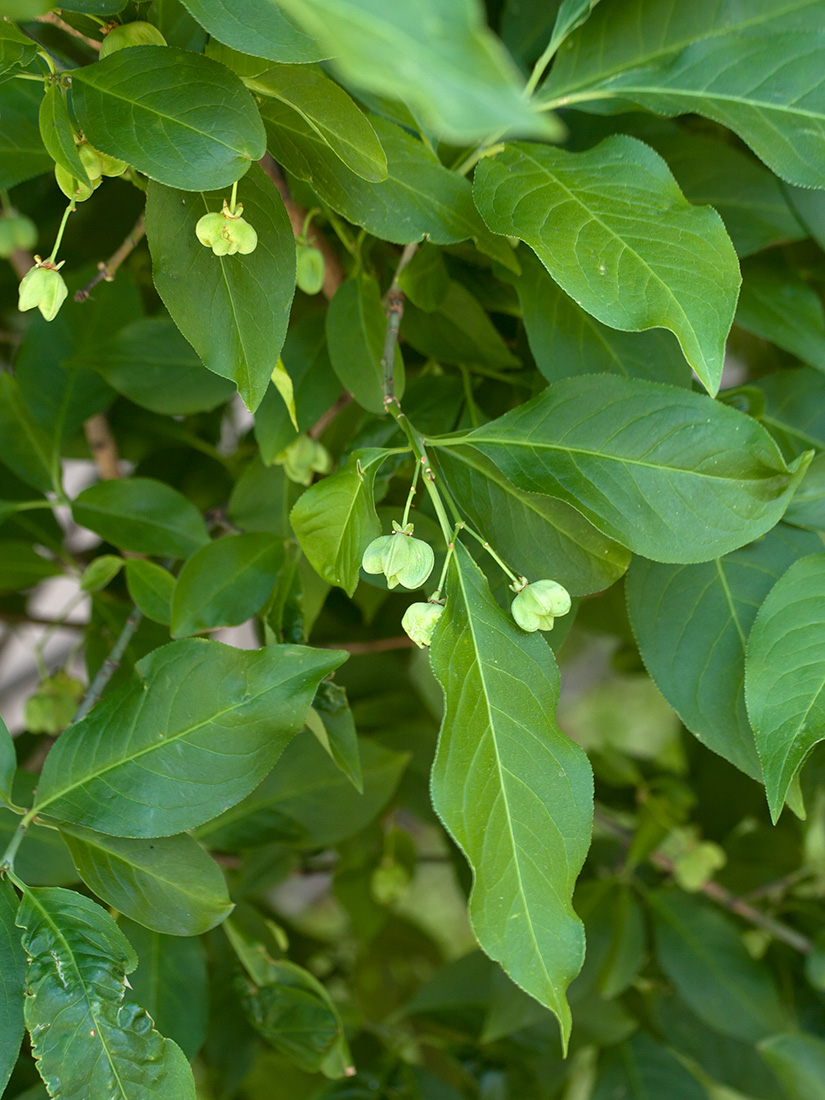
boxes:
[99,21,167,58]
[296,244,325,295]
[55,163,95,203]
[18,260,68,322]
[362,523,435,590]
[510,578,571,633]
[0,213,36,258]
[195,206,258,257]
[401,601,444,648]
[78,142,103,182]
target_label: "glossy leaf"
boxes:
[290,449,386,596]
[429,542,593,1047]
[16,888,195,1100]
[180,0,324,62]
[592,1033,707,1100]
[124,559,176,627]
[212,46,385,180]
[473,137,740,395]
[511,249,690,387]
[627,525,822,780]
[121,918,208,1059]
[435,376,808,563]
[270,0,556,143]
[759,1033,825,1100]
[0,373,57,494]
[326,275,403,413]
[0,715,15,808]
[38,85,89,183]
[33,638,347,837]
[61,825,233,936]
[146,165,296,412]
[736,259,825,371]
[650,890,786,1043]
[68,318,236,415]
[541,0,825,188]
[0,879,25,1098]
[71,46,265,190]
[435,445,629,597]
[745,553,825,820]
[171,532,284,637]
[72,477,210,559]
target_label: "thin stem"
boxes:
[47,200,75,264]
[431,524,463,599]
[0,822,28,875]
[228,180,239,215]
[459,364,480,428]
[386,404,453,543]
[455,137,506,177]
[72,606,142,724]
[400,462,421,528]
[382,242,418,404]
[11,72,47,81]
[75,213,145,302]
[462,525,520,584]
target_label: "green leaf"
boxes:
[309,681,362,792]
[0,19,37,79]
[592,1033,707,1100]
[80,554,124,594]
[436,376,809,563]
[759,1033,825,1100]
[0,541,61,594]
[429,542,593,1048]
[326,275,403,413]
[783,453,825,531]
[38,85,90,184]
[16,887,195,1100]
[120,918,208,1060]
[124,559,176,627]
[736,259,825,371]
[745,553,825,820]
[68,318,236,415]
[627,524,822,780]
[396,243,449,311]
[61,825,233,936]
[401,281,518,371]
[197,733,406,850]
[229,460,293,538]
[0,80,50,190]
[212,45,386,181]
[511,248,690,386]
[180,0,325,62]
[649,890,786,1043]
[473,137,740,395]
[0,715,15,808]
[290,449,385,596]
[597,885,646,999]
[435,445,630,597]
[0,373,57,495]
[0,879,25,1097]
[72,477,210,559]
[171,532,284,637]
[71,45,266,190]
[146,165,296,412]
[752,368,825,458]
[269,0,557,144]
[262,108,516,267]
[540,0,825,189]
[32,638,347,837]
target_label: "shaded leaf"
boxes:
[401,281,518,370]
[124,559,176,627]
[474,137,739,395]
[0,373,57,495]
[0,20,37,78]
[0,541,61,594]
[180,0,324,62]
[326,275,403,413]
[0,879,25,1098]
[759,1032,825,1100]
[0,80,51,190]
[429,542,593,1047]
[736,259,825,371]
[592,1033,707,1100]
[0,716,15,808]
[33,638,346,837]
[310,680,362,792]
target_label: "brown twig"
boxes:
[35,12,101,51]
[74,213,145,302]
[308,392,352,440]
[0,613,86,630]
[83,413,122,479]
[259,154,344,300]
[594,809,813,955]
[320,636,415,655]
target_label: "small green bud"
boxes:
[99,21,167,58]
[24,671,85,735]
[277,434,331,485]
[401,601,444,648]
[0,213,36,258]
[18,259,68,322]
[55,163,96,203]
[296,244,325,295]
[510,578,571,632]
[362,524,434,590]
[196,201,258,257]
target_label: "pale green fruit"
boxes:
[55,164,95,203]
[510,578,571,632]
[18,262,68,322]
[99,21,167,58]
[401,601,444,648]
[296,244,325,295]
[196,209,258,256]
[363,525,434,589]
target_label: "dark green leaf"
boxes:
[436,376,808,563]
[146,165,296,412]
[429,542,593,1048]
[290,449,385,596]
[598,884,646,998]
[0,541,61,594]
[745,553,825,820]
[71,46,266,190]
[0,879,25,1098]
[401,281,518,370]
[0,715,15,808]
[650,890,786,1043]
[0,373,58,494]
[511,249,690,386]
[121,918,208,1059]
[627,525,822,780]
[124,559,175,626]
[228,460,293,538]
[180,0,325,62]
[736,259,825,371]
[759,1033,825,1100]
[61,825,233,936]
[396,243,449,312]
[270,0,557,143]
[473,137,739,395]
[0,20,37,79]
[326,275,403,413]
[435,445,630,596]
[540,0,825,188]
[592,1033,707,1100]
[783,453,825,531]
[0,79,50,190]
[33,638,347,836]
[752,368,825,460]
[16,887,195,1100]
[72,477,210,558]
[171,532,284,637]
[309,681,362,792]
